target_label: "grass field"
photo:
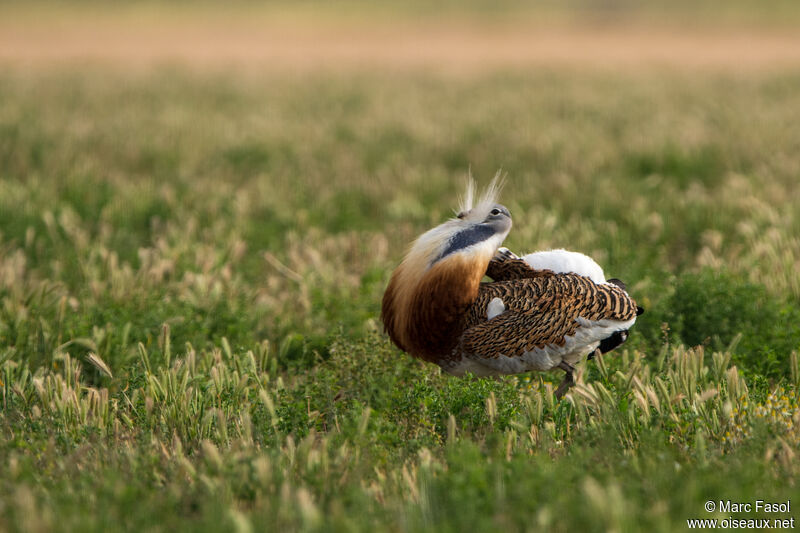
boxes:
[2,4,800,531]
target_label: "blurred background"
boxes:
[1,0,799,366]
[2,3,800,531]
[3,0,800,71]
[0,0,800,364]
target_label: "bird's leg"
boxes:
[554,361,575,399]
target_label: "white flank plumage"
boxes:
[486,297,505,320]
[446,316,637,377]
[521,249,607,284]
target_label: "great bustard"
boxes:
[381,178,642,397]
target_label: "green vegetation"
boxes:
[1,68,799,531]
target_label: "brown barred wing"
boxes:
[459,274,638,361]
[485,255,552,282]
[460,305,581,360]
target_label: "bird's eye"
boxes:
[490,208,500,216]
[456,211,466,219]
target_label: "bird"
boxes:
[381,178,642,397]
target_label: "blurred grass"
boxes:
[1,64,800,530]
[4,0,800,27]
[5,1,800,75]
[2,69,799,364]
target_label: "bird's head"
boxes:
[381,175,510,360]
[407,176,511,271]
